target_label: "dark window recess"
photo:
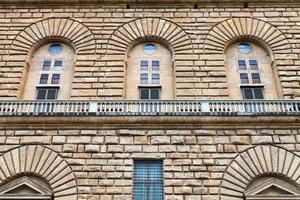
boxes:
[42,60,51,71]
[140,60,148,71]
[238,60,247,70]
[140,88,161,100]
[36,88,58,100]
[51,74,60,84]
[249,59,258,70]
[242,87,264,99]
[39,74,49,84]
[152,60,160,71]
[54,60,63,71]
[240,73,249,84]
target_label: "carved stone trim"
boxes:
[245,177,300,199]
[0,176,52,199]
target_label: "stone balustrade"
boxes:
[0,100,299,116]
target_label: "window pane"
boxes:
[51,74,60,84]
[152,60,160,71]
[251,73,261,84]
[144,44,157,55]
[54,60,63,71]
[238,60,247,70]
[140,89,150,99]
[48,44,62,55]
[150,89,160,99]
[134,160,163,200]
[47,89,58,99]
[152,74,160,84]
[240,73,249,84]
[238,43,252,54]
[249,60,258,70]
[254,88,264,99]
[243,88,254,99]
[36,89,47,100]
[39,74,49,84]
[140,73,148,84]
[140,60,148,71]
[42,60,51,71]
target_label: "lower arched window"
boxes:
[126,42,174,100]
[22,42,75,100]
[226,42,280,99]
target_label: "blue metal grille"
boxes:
[134,160,164,200]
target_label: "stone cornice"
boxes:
[1,0,300,5]
[0,115,299,129]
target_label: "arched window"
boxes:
[0,176,53,199]
[126,42,174,99]
[245,177,300,200]
[226,42,279,99]
[21,42,75,100]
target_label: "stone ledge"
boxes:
[0,115,299,129]
[1,0,300,5]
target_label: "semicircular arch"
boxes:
[106,17,194,56]
[0,145,77,200]
[204,17,292,55]
[9,17,96,55]
[219,145,300,200]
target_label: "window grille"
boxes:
[134,160,164,200]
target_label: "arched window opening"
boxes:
[0,176,53,200]
[225,42,279,99]
[22,42,75,100]
[126,42,174,100]
[245,176,300,200]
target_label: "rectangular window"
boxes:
[238,60,247,70]
[51,74,60,84]
[152,60,160,71]
[251,73,261,84]
[249,60,258,70]
[36,87,58,100]
[54,60,63,71]
[240,73,249,84]
[242,87,264,99]
[140,88,161,100]
[151,73,160,84]
[39,74,49,84]
[140,73,148,84]
[140,60,148,71]
[253,88,264,99]
[134,160,164,200]
[42,60,51,71]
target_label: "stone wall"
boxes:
[0,126,298,200]
[0,3,299,99]
[0,1,299,200]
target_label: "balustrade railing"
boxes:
[0,100,299,116]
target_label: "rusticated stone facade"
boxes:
[0,0,299,200]
[0,1,299,99]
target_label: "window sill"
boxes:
[239,84,264,88]
[138,85,162,88]
[36,85,60,88]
